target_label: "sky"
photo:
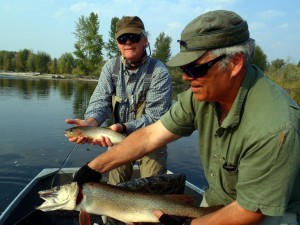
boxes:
[1,0,300,63]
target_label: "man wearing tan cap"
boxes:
[70,10,299,225]
[66,16,172,185]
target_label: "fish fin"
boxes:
[164,194,197,206]
[79,210,91,225]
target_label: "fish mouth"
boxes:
[36,182,79,211]
[38,188,59,200]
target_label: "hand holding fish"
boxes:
[65,124,126,147]
[65,118,98,127]
[73,163,102,185]
[154,210,192,225]
[65,118,98,144]
[65,118,126,146]
[90,123,125,147]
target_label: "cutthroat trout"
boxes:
[37,182,222,224]
[65,126,125,144]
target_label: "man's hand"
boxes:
[65,118,93,127]
[65,119,126,147]
[65,118,98,144]
[73,163,102,185]
[89,123,125,147]
[154,210,192,225]
[90,135,114,147]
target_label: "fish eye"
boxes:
[53,186,60,191]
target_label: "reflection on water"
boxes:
[0,74,205,214]
[0,75,96,119]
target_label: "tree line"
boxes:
[0,12,299,87]
[0,13,172,78]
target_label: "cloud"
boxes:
[249,22,266,30]
[69,2,101,14]
[277,23,289,29]
[168,21,183,30]
[259,9,285,20]
[70,2,89,12]
[54,8,66,18]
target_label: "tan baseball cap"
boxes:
[115,16,145,39]
[167,10,250,67]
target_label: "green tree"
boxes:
[15,49,31,72]
[49,58,58,74]
[151,32,172,64]
[266,58,298,87]
[2,51,15,72]
[271,58,285,69]
[0,51,4,70]
[58,53,75,74]
[105,17,120,58]
[26,53,36,72]
[253,45,267,71]
[35,51,51,73]
[73,12,104,76]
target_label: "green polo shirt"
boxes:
[161,65,300,217]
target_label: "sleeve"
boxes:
[160,89,196,137]
[236,128,300,216]
[127,60,173,133]
[84,59,115,125]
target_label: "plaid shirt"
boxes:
[85,56,172,134]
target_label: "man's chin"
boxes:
[192,93,205,102]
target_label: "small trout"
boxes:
[65,126,125,144]
[37,182,222,224]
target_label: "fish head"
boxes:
[65,127,82,137]
[36,182,79,211]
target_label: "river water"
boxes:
[0,74,206,214]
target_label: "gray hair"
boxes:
[142,30,149,37]
[210,38,255,70]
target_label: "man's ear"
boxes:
[231,53,244,77]
[143,36,149,47]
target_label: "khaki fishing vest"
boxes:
[111,57,157,123]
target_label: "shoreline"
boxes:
[0,71,98,82]
[0,71,189,90]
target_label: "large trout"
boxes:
[37,182,221,224]
[65,126,126,144]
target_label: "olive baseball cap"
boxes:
[115,16,145,39]
[167,10,250,67]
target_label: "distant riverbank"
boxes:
[1,71,189,91]
[0,71,98,82]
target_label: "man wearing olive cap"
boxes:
[71,10,300,225]
[66,16,172,185]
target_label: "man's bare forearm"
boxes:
[191,201,264,225]
[88,121,179,173]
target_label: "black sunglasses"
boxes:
[180,54,226,78]
[117,33,144,44]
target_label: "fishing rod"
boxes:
[50,143,78,188]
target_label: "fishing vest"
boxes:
[111,56,157,123]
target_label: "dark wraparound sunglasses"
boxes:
[117,33,144,44]
[180,54,227,78]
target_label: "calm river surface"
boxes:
[0,74,206,214]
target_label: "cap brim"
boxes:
[167,50,206,67]
[115,27,143,38]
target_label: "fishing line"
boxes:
[50,143,77,187]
